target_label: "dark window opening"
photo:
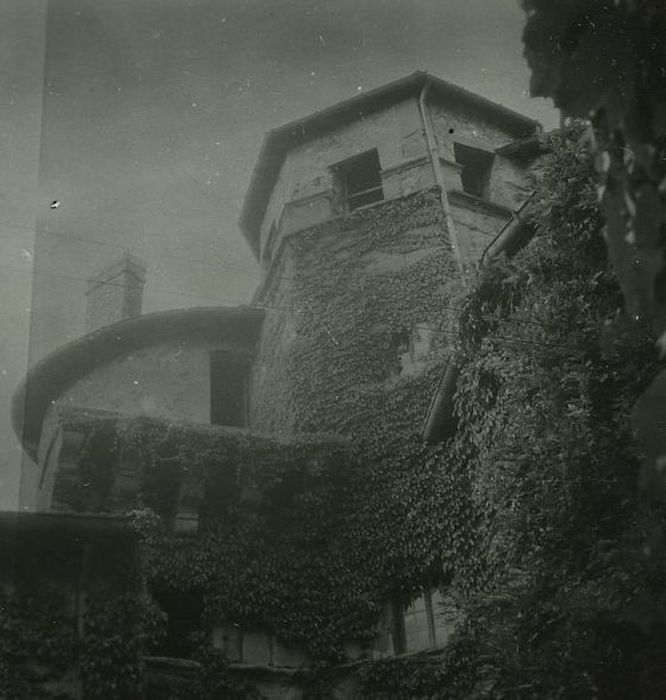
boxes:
[142,446,182,521]
[391,598,407,654]
[151,587,203,658]
[454,143,494,199]
[210,351,248,427]
[334,149,384,212]
[74,425,119,512]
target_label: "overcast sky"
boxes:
[0,0,558,510]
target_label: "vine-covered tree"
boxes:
[522,0,666,342]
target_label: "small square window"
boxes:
[333,149,384,212]
[454,143,494,199]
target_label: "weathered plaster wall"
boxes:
[450,195,513,269]
[257,97,534,272]
[429,99,519,156]
[259,98,431,262]
[429,98,535,211]
[489,154,533,210]
[60,338,250,426]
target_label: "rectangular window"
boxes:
[454,143,494,199]
[392,588,458,654]
[210,352,248,427]
[398,591,436,653]
[334,149,384,212]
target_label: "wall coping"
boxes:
[448,189,513,218]
[380,154,430,176]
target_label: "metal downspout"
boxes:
[417,79,466,283]
[479,191,535,267]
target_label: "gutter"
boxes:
[417,79,466,283]
[421,359,462,444]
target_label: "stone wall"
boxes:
[259,97,428,258]
[428,97,535,210]
[255,93,535,284]
[59,337,251,427]
[449,193,514,269]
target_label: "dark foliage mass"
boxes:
[4,127,665,698]
[522,0,666,343]
[361,126,666,698]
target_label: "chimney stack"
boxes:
[85,253,147,332]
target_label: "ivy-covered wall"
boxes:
[258,96,427,250]
[0,514,145,700]
[251,188,461,445]
[350,125,666,699]
[16,406,471,698]
[9,87,546,697]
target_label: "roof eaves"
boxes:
[426,75,541,135]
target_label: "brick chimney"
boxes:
[85,252,147,332]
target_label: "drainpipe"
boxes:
[479,191,535,267]
[418,79,466,283]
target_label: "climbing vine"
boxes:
[11,128,664,696]
[61,412,453,665]
[0,590,78,699]
[522,0,666,342]
[47,188,463,693]
[251,187,460,449]
[352,124,666,698]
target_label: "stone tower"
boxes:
[240,72,540,442]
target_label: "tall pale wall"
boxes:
[450,194,514,268]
